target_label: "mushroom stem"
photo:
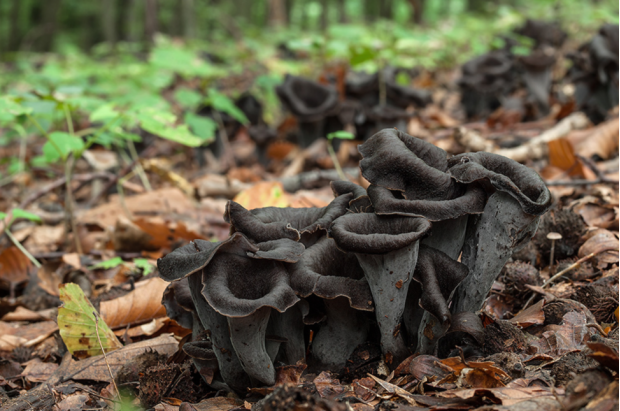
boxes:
[355,243,419,365]
[421,215,469,260]
[451,192,540,314]
[270,300,309,365]
[312,296,369,371]
[228,306,275,386]
[187,272,251,392]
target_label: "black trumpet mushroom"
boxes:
[289,236,373,371]
[359,129,486,259]
[275,74,340,147]
[224,193,352,246]
[404,245,469,355]
[447,152,552,314]
[157,233,304,389]
[329,212,431,365]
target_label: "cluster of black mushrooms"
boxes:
[158,128,552,392]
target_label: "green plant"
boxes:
[326,130,355,180]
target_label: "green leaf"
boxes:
[205,89,249,124]
[174,88,203,110]
[327,130,355,141]
[42,131,85,162]
[133,258,155,276]
[89,257,124,270]
[138,108,204,147]
[184,112,217,143]
[90,103,119,122]
[0,212,6,221]
[11,209,42,224]
[58,283,123,359]
[0,96,33,123]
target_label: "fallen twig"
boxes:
[94,311,122,403]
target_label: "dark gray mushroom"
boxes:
[224,193,352,245]
[200,242,301,386]
[401,245,469,355]
[329,213,431,365]
[330,180,373,213]
[289,236,373,370]
[275,74,340,147]
[359,129,486,257]
[157,233,304,388]
[447,152,552,313]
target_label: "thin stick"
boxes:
[326,140,347,181]
[4,229,42,268]
[128,140,152,191]
[64,154,83,255]
[522,251,601,310]
[94,312,122,403]
[586,323,609,337]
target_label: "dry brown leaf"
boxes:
[61,253,81,269]
[79,187,196,228]
[547,137,586,177]
[574,117,619,160]
[20,359,58,383]
[508,300,545,328]
[0,246,32,290]
[439,357,510,388]
[100,277,168,329]
[578,229,619,265]
[275,363,307,385]
[36,264,63,296]
[574,203,618,229]
[313,371,348,398]
[1,306,56,322]
[0,320,58,349]
[63,333,178,382]
[438,386,560,406]
[113,217,205,252]
[13,225,64,254]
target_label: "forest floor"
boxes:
[0,21,618,411]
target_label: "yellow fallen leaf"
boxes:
[58,283,122,359]
[233,181,291,209]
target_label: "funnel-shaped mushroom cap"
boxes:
[330,181,373,213]
[157,233,304,282]
[367,184,486,221]
[290,237,373,311]
[201,254,299,318]
[413,245,469,325]
[329,213,431,255]
[161,278,195,330]
[276,74,339,121]
[225,194,352,244]
[359,129,460,201]
[448,152,552,215]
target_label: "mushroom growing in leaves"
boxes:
[289,236,374,371]
[447,151,552,314]
[157,233,304,389]
[275,74,339,147]
[224,193,352,246]
[359,128,486,258]
[329,212,431,365]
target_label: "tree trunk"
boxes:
[7,0,21,52]
[364,0,378,22]
[467,0,486,13]
[320,0,328,31]
[144,0,158,45]
[101,0,117,47]
[125,0,140,43]
[337,0,347,23]
[409,0,425,24]
[38,0,62,52]
[268,0,287,28]
[182,0,195,38]
[379,0,393,19]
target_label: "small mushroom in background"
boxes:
[329,212,431,366]
[447,151,552,314]
[275,74,340,147]
[289,236,373,371]
[224,193,352,246]
[547,232,563,274]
